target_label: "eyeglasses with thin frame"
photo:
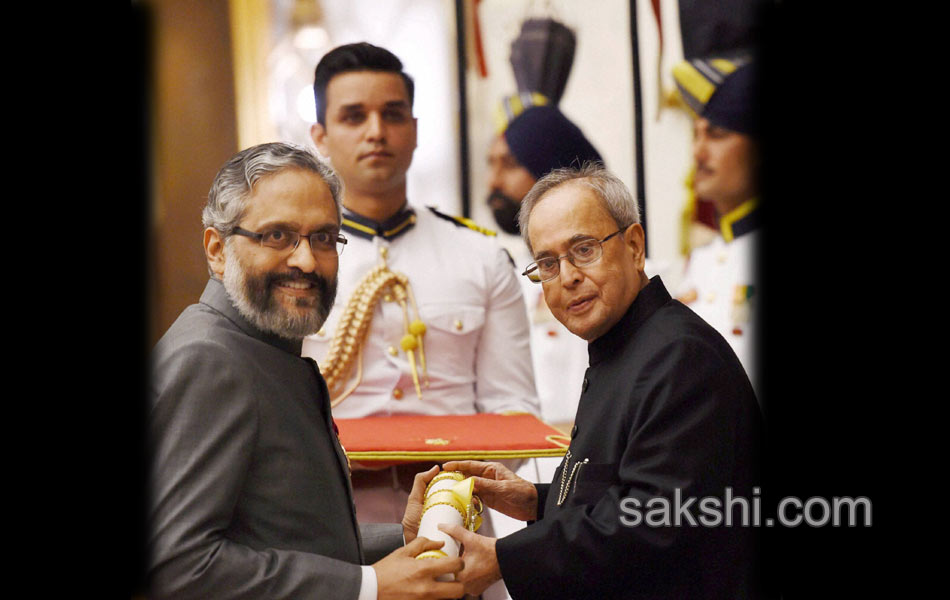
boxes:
[231,227,348,256]
[522,228,626,283]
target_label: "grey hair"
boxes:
[203,141,343,236]
[517,162,640,254]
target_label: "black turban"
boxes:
[503,105,604,181]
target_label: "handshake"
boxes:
[372,460,539,600]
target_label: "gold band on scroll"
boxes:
[424,471,465,496]
[422,489,467,521]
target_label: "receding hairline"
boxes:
[524,177,610,237]
[248,165,343,223]
[519,166,639,255]
[533,173,621,216]
[205,145,344,233]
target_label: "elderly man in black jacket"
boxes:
[438,164,767,599]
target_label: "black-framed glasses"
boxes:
[522,228,625,283]
[231,227,348,256]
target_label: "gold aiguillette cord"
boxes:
[321,247,428,405]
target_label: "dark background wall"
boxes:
[135,2,239,594]
[146,0,239,348]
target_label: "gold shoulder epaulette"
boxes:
[427,206,497,236]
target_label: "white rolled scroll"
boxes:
[415,470,483,579]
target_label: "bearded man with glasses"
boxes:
[432,164,769,599]
[147,142,465,600]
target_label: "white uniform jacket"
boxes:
[677,199,761,397]
[302,204,540,419]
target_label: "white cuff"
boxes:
[358,565,378,600]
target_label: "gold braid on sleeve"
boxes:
[320,247,428,407]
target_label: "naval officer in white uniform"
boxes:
[301,46,539,600]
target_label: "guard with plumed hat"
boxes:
[672,53,764,402]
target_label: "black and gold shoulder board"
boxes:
[427,206,497,237]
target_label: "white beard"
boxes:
[221,244,335,340]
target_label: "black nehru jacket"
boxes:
[496,276,766,599]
